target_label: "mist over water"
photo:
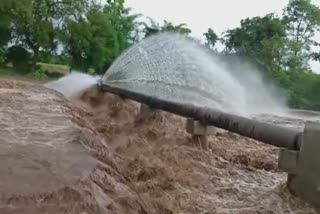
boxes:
[214,56,288,115]
[46,32,288,116]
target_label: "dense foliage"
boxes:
[222,0,320,110]
[0,0,319,110]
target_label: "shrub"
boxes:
[5,45,31,72]
[27,68,49,81]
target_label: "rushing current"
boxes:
[101,32,286,116]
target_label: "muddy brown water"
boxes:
[0,79,318,213]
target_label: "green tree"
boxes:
[63,0,139,73]
[143,19,191,37]
[223,13,287,69]
[142,18,161,37]
[103,0,141,51]
[0,1,12,64]
[64,9,119,73]
[4,0,55,68]
[0,15,10,65]
[204,28,218,49]
[6,45,32,72]
[0,0,11,42]
[287,71,320,110]
[311,51,320,61]
[86,10,119,73]
[283,0,320,70]
[0,0,90,69]
[162,20,192,35]
[222,2,320,111]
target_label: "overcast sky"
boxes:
[125,0,320,73]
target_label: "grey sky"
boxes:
[125,0,320,72]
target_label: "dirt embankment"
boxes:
[0,78,317,214]
[73,86,317,214]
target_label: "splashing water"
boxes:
[45,71,100,97]
[102,32,286,116]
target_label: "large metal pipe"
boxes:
[97,81,302,150]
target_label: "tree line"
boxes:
[0,0,320,110]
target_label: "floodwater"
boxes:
[0,77,319,213]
